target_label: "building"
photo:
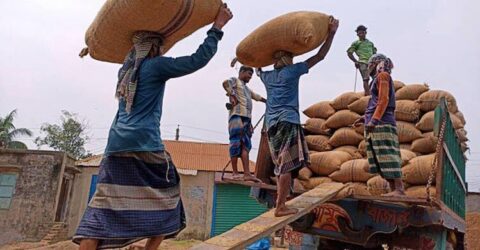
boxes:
[466,192,480,250]
[73,140,268,241]
[0,149,79,246]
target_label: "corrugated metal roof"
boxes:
[75,140,255,173]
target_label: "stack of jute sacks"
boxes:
[297,82,468,198]
[80,0,222,63]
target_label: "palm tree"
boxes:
[0,109,33,149]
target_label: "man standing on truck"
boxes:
[347,25,377,95]
[223,65,266,182]
[354,53,405,197]
[258,17,339,217]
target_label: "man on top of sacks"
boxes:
[73,4,233,250]
[223,65,266,182]
[347,25,377,95]
[257,17,339,217]
[354,53,406,197]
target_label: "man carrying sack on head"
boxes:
[347,25,377,95]
[223,65,266,182]
[258,17,339,217]
[354,53,406,197]
[73,5,233,250]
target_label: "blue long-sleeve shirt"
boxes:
[105,28,223,155]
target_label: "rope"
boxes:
[426,112,447,204]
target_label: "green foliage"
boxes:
[0,109,32,149]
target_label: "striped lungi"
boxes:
[267,121,310,176]
[73,151,185,249]
[228,115,252,157]
[365,124,403,179]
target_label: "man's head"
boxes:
[368,53,394,77]
[273,51,293,69]
[238,66,254,83]
[131,31,164,58]
[356,25,367,40]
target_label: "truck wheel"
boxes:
[290,212,315,231]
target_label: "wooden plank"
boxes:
[191,182,345,250]
[219,179,277,190]
[351,195,434,206]
[443,143,467,192]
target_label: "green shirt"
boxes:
[347,39,377,64]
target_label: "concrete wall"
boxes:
[177,171,216,241]
[0,150,66,245]
[467,192,480,212]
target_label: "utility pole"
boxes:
[175,125,180,141]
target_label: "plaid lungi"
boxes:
[73,151,186,249]
[365,124,403,179]
[267,121,310,176]
[228,115,252,157]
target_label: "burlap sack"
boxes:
[397,121,423,143]
[329,159,373,183]
[455,111,466,125]
[303,101,335,119]
[298,167,313,181]
[395,83,429,100]
[405,185,436,198]
[400,144,412,151]
[411,132,437,154]
[461,142,469,153]
[358,140,367,157]
[82,0,222,63]
[293,178,307,193]
[367,176,391,196]
[333,146,362,159]
[354,124,365,135]
[395,100,421,122]
[309,151,352,176]
[416,111,464,132]
[456,128,468,142]
[236,11,331,67]
[393,80,405,91]
[336,182,371,198]
[329,128,364,147]
[324,110,361,129]
[299,177,332,190]
[306,135,332,152]
[402,154,435,185]
[331,92,362,110]
[347,96,371,115]
[417,90,458,113]
[400,149,417,166]
[304,118,330,135]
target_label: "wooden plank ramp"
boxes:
[190,182,345,250]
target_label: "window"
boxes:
[0,174,17,209]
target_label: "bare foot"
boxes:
[274,206,298,217]
[230,173,243,181]
[381,190,406,197]
[243,175,262,183]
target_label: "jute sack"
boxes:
[331,92,363,110]
[367,176,391,196]
[236,11,331,67]
[305,135,332,152]
[336,183,371,198]
[354,124,365,135]
[393,80,405,91]
[400,149,417,166]
[416,111,464,132]
[402,154,435,185]
[405,185,436,198]
[456,128,468,142]
[358,140,367,156]
[298,167,313,181]
[461,142,469,153]
[293,178,306,193]
[400,144,412,151]
[304,118,330,135]
[416,90,458,113]
[455,111,466,125]
[303,101,335,119]
[334,146,362,159]
[411,132,437,154]
[299,177,332,190]
[309,151,352,176]
[329,128,364,147]
[395,100,420,122]
[329,159,373,183]
[348,96,371,115]
[395,83,429,100]
[397,121,423,143]
[82,0,222,63]
[324,110,360,129]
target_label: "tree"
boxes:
[35,110,90,159]
[0,109,33,149]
